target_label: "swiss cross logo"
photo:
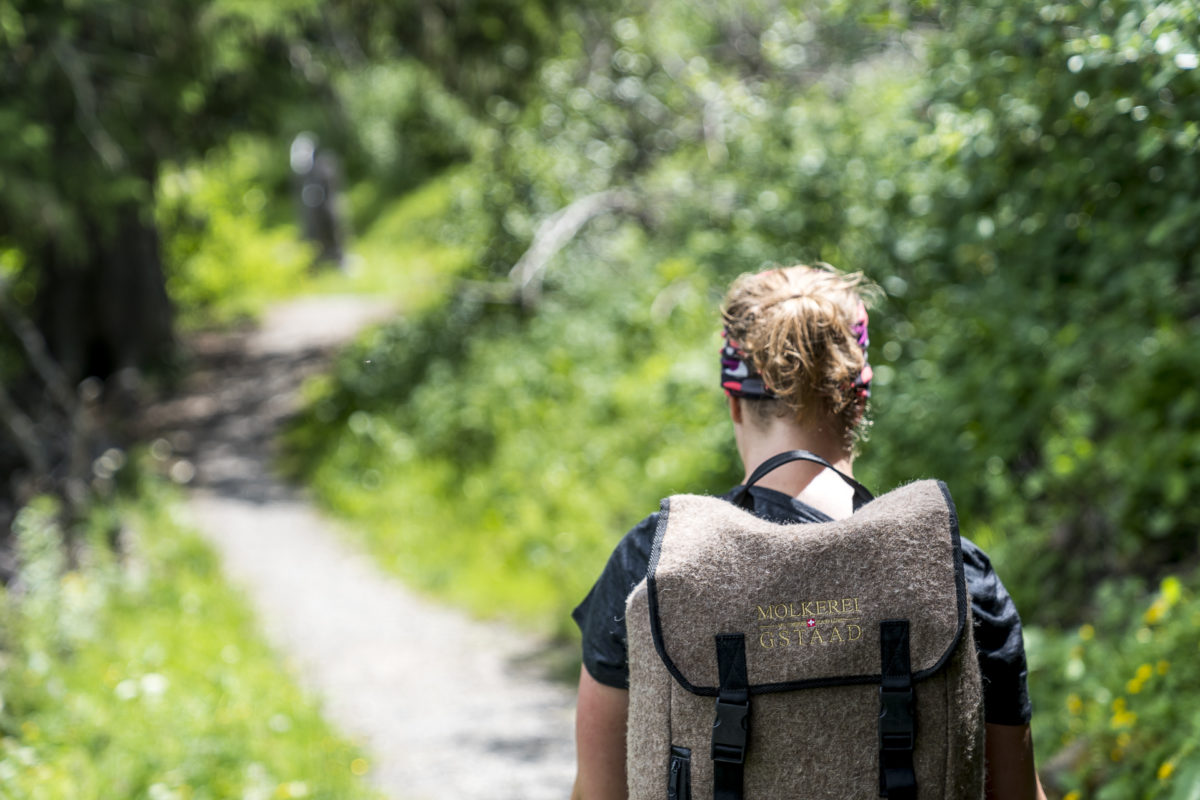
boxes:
[806,618,817,627]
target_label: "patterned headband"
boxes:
[720,301,873,401]
[850,301,873,400]
[720,330,774,399]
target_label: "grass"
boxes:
[0,487,382,800]
[307,169,475,313]
[160,135,475,332]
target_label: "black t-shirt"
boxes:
[572,484,1033,726]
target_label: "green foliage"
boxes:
[1026,572,1200,798]
[157,136,317,328]
[0,490,379,800]
[286,245,735,634]
[259,0,1200,794]
[451,0,920,274]
[156,144,475,329]
[0,0,351,390]
[316,169,476,309]
[333,61,479,203]
[860,0,1200,618]
[285,0,934,634]
[160,2,1196,794]
[0,0,324,260]
[323,0,576,107]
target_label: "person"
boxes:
[570,264,1047,800]
[290,131,348,268]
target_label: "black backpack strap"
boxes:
[711,634,750,800]
[731,449,874,510]
[879,620,917,799]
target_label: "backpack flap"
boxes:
[646,480,967,695]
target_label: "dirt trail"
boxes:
[140,296,577,799]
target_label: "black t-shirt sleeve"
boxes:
[962,538,1033,725]
[571,513,657,689]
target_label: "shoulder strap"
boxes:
[730,449,874,511]
[711,634,749,800]
[879,619,917,798]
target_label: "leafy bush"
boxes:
[283,0,933,633]
[334,61,479,205]
[0,491,379,800]
[319,169,476,308]
[861,0,1200,620]
[1027,572,1200,798]
[286,0,1200,793]
[286,247,736,635]
[157,135,317,329]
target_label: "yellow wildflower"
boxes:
[1161,575,1181,605]
[1064,792,1081,800]
[1136,663,1153,681]
[1066,694,1083,715]
[1078,624,1095,641]
[1144,599,1165,624]
[1126,677,1143,695]
[1158,761,1175,781]
[1110,705,1137,729]
[350,758,369,776]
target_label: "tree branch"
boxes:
[0,382,49,478]
[0,282,94,496]
[508,189,638,310]
[51,38,126,171]
[0,284,78,415]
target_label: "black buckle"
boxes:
[711,697,750,764]
[878,686,915,751]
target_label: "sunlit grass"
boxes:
[294,448,612,642]
[281,244,737,644]
[0,487,381,800]
[308,168,474,313]
[160,141,474,330]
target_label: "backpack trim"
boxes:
[879,619,918,798]
[644,480,968,696]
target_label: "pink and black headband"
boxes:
[720,302,873,401]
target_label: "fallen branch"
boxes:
[508,189,639,310]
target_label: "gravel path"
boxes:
[141,296,577,799]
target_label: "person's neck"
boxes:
[737,417,854,499]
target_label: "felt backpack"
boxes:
[625,451,984,800]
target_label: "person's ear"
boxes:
[728,394,744,424]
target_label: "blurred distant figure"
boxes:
[290,132,348,269]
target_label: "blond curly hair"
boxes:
[721,263,878,437]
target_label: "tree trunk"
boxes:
[38,202,175,385]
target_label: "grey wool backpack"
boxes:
[625,451,984,800]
